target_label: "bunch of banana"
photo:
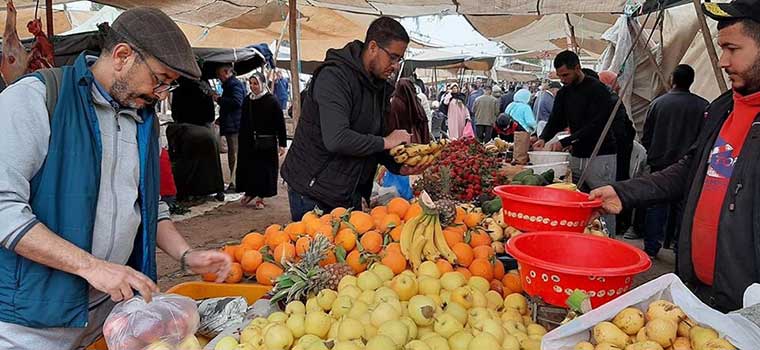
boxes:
[399,212,457,271]
[390,139,450,167]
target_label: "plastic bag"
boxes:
[196,297,248,339]
[103,293,200,350]
[541,273,760,349]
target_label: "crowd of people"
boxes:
[0,0,757,347]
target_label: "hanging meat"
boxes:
[26,17,54,71]
[1,0,29,84]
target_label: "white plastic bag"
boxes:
[542,273,760,349]
[103,293,200,350]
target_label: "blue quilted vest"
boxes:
[0,53,160,328]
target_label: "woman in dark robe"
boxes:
[386,78,431,144]
[166,77,225,201]
[236,73,287,209]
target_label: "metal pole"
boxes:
[577,10,656,189]
[692,0,728,92]
[45,0,53,38]
[288,0,302,123]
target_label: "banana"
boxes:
[400,215,422,258]
[405,144,427,157]
[409,234,427,271]
[390,144,406,157]
[394,153,409,163]
[433,216,457,264]
[421,216,440,262]
[406,155,422,166]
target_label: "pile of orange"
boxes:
[202,197,523,295]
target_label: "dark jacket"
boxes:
[612,90,760,312]
[217,77,246,135]
[172,78,215,126]
[281,40,400,210]
[540,76,617,157]
[500,91,515,113]
[641,89,709,170]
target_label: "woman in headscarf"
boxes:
[505,88,537,134]
[387,78,431,144]
[167,77,226,201]
[236,73,288,209]
[442,83,469,139]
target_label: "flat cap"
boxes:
[111,7,201,80]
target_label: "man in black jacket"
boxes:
[534,51,618,235]
[281,17,416,221]
[591,0,760,312]
[637,65,709,256]
[214,64,246,192]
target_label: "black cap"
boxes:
[111,7,201,80]
[703,0,760,23]
[548,81,562,89]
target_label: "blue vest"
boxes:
[0,53,160,328]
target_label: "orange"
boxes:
[264,224,282,239]
[464,211,484,228]
[320,214,334,226]
[331,207,347,218]
[469,258,494,280]
[225,263,243,283]
[379,214,402,231]
[346,250,367,273]
[456,267,472,279]
[304,216,322,236]
[360,231,383,254]
[335,228,357,251]
[493,260,506,281]
[266,231,290,249]
[349,211,374,234]
[454,207,466,224]
[404,202,423,221]
[473,245,495,260]
[443,227,464,247]
[388,225,403,242]
[295,236,312,257]
[222,245,237,262]
[451,242,474,267]
[319,250,337,267]
[240,250,263,274]
[370,206,388,220]
[274,242,296,263]
[201,272,218,282]
[241,232,265,250]
[313,224,335,242]
[502,272,523,294]
[386,242,402,255]
[436,259,454,274]
[233,245,247,262]
[256,262,283,286]
[284,222,307,241]
[388,198,411,218]
[469,230,491,247]
[381,252,407,275]
[302,211,319,223]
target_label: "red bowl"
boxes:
[494,185,601,233]
[506,231,651,308]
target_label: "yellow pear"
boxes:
[330,296,354,319]
[444,302,468,325]
[286,313,306,338]
[366,335,397,350]
[371,302,402,327]
[337,317,364,341]
[304,311,332,338]
[370,263,395,281]
[423,335,451,350]
[338,276,358,291]
[378,320,410,346]
[441,272,467,291]
[263,324,294,350]
[503,293,529,315]
[418,276,442,295]
[434,313,464,339]
[391,274,419,301]
[467,276,490,294]
[448,331,473,350]
[317,289,338,311]
[357,271,384,291]
[406,340,432,350]
[418,261,441,279]
[467,332,500,350]
[338,285,362,300]
[285,301,306,315]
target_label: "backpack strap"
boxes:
[35,68,64,122]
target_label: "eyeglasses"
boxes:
[378,45,404,64]
[132,47,180,94]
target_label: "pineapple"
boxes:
[435,167,457,226]
[271,235,354,304]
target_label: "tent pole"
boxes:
[269,12,290,89]
[630,11,669,93]
[288,0,302,123]
[565,14,580,53]
[433,67,438,97]
[692,0,728,92]
[45,0,53,38]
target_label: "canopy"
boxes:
[401,48,496,77]
[494,67,539,82]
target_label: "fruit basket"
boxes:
[506,232,651,308]
[86,282,271,350]
[493,185,601,233]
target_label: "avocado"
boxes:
[541,169,555,184]
[522,175,543,186]
[512,169,535,183]
[482,197,503,215]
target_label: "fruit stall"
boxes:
[95,141,760,350]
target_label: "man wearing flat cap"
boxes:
[0,7,231,348]
[592,0,760,312]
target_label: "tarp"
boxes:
[400,47,496,77]
[494,67,539,82]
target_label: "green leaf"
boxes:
[464,229,472,244]
[335,246,347,263]
[313,207,324,216]
[383,233,392,246]
[355,237,365,252]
